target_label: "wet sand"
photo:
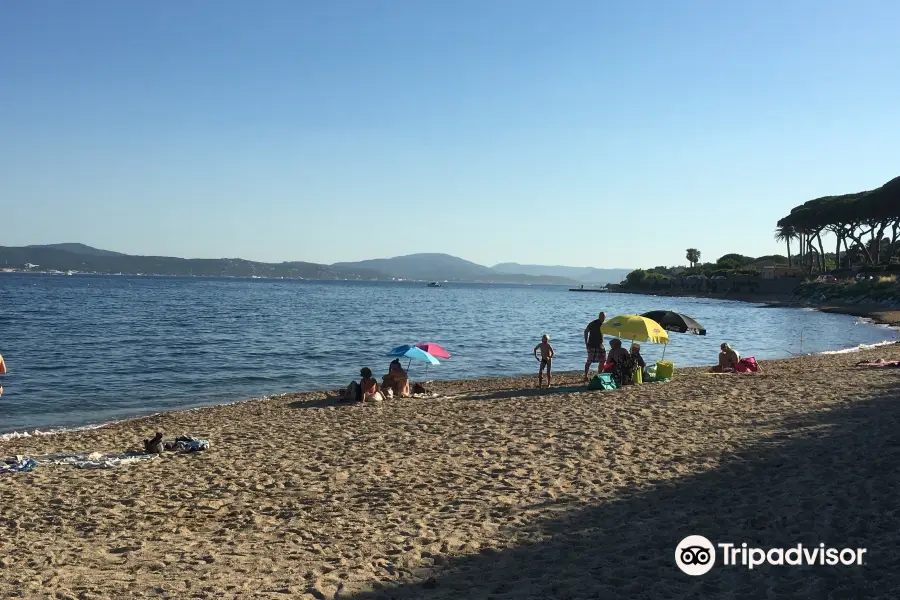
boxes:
[2,345,900,599]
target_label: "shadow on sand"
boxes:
[460,385,590,402]
[342,375,900,599]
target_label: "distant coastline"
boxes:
[0,270,577,286]
[1,244,631,286]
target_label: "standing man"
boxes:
[0,352,6,398]
[583,312,606,382]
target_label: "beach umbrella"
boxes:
[601,314,669,344]
[388,345,441,378]
[414,342,451,359]
[639,311,705,359]
[640,311,706,335]
[601,314,670,362]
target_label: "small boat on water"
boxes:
[427,282,442,287]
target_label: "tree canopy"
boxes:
[776,175,900,269]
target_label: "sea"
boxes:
[0,274,896,435]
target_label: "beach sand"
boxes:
[2,345,900,599]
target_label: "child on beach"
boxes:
[533,334,555,388]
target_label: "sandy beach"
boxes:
[2,345,900,599]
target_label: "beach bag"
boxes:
[632,365,643,385]
[736,357,759,373]
[655,360,675,380]
[588,373,617,391]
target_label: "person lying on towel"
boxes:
[856,359,900,368]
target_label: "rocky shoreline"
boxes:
[605,287,900,327]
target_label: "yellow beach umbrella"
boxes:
[601,314,669,345]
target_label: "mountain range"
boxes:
[1,244,633,285]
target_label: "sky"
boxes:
[2,1,898,269]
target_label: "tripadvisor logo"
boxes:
[675,536,867,575]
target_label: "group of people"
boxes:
[341,311,756,401]
[537,311,756,388]
[532,313,648,388]
[341,358,415,403]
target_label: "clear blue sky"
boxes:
[2,1,898,269]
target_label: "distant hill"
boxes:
[334,253,491,281]
[1,246,577,284]
[0,245,375,280]
[25,243,125,257]
[334,253,577,284]
[492,263,632,284]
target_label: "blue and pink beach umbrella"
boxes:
[388,342,451,378]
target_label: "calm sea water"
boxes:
[0,274,896,433]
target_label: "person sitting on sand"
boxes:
[630,343,647,379]
[606,339,635,387]
[533,334,555,388]
[143,431,164,454]
[382,359,411,398]
[711,343,741,372]
[342,367,384,402]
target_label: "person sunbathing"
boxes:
[711,343,741,372]
[342,367,384,402]
[382,359,411,398]
[856,359,900,368]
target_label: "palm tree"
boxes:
[774,224,796,267]
[685,248,701,268]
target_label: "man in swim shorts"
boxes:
[533,334,555,388]
[584,312,606,382]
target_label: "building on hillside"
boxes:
[760,265,805,280]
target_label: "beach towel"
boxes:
[0,457,36,475]
[588,373,617,391]
[164,436,210,453]
[31,452,158,469]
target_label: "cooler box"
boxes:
[655,360,675,380]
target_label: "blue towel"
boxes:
[165,436,210,452]
[0,457,36,475]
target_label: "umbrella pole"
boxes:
[407,358,412,371]
[661,343,667,360]
[425,364,429,380]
